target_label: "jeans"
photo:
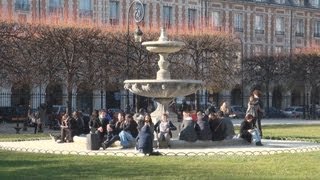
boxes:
[119,131,135,148]
[250,128,261,143]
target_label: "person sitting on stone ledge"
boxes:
[196,111,212,141]
[101,112,125,150]
[208,112,225,141]
[154,113,177,148]
[118,114,138,148]
[179,111,199,142]
[240,114,263,146]
[56,114,78,143]
[216,111,236,140]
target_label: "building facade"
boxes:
[0,0,319,112]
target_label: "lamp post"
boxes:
[125,0,144,113]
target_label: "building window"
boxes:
[255,15,264,34]
[311,0,320,7]
[294,0,304,6]
[275,17,285,35]
[15,0,30,11]
[188,9,197,29]
[254,44,263,55]
[79,0,92,18]
[296,19,304,37]
[109,1,119,25]
[275,0,285,4]
[234,13,243,32]
[275,46,283,54]
[49,0,62,13]
[315,21,320,37]
[212,11,222,30]
[163,6,172,29]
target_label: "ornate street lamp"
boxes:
[125,0,145,113]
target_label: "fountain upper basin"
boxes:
[124,79,203,98]
[142,41,185,54]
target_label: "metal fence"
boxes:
[0,137,320,157]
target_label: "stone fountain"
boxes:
[124,28,203,122]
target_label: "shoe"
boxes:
[56,139,63,143]
[101,143,106,150]
[256,141,263,146]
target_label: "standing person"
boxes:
[219,101,230,117]
[240,114,263,146]
[196,111,212,141]
[154,113,177,148]
[252,90,264,137]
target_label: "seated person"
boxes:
[216,111,236,140]
[208,112,225,141]
[101,112,125,150]
[196,111,212,141]
[179,111,199,142]
[136,121,153,155]
[154,113,177,148]
[57,114,78,143]
[118,114,138,148]
[240,114,263,146]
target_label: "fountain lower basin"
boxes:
[124,79,203,98]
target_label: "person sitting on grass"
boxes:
[136,120,153,155]
[240,114,263,146]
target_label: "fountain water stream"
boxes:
[124,28,203,122]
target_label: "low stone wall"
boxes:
[73,135,249,149]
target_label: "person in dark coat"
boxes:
[208,112,225,141]
[196,111,212,141]
[252,90,264,137]
[118,114,138,148]
[136,123,153,155]
[240,114,263,146]
[101,112,125,150]
[179,111,199,142]
[88,111,99,133]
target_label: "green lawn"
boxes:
[0,124,320,179]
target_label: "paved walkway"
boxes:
[1,119,320,156]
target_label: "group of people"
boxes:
[178,110,236,142]
[98,109,176,155]
[50,89,264,153]
[240,90,264,146]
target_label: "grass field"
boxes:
[0,124,320,179]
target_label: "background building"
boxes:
[0,0,319,112]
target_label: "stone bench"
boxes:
[73,135,249,149]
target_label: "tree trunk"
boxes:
[66,76,73,116]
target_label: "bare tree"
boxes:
[243,54,290,113]
[290,48,320,118]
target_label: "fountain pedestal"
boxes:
[124,28,202,123]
